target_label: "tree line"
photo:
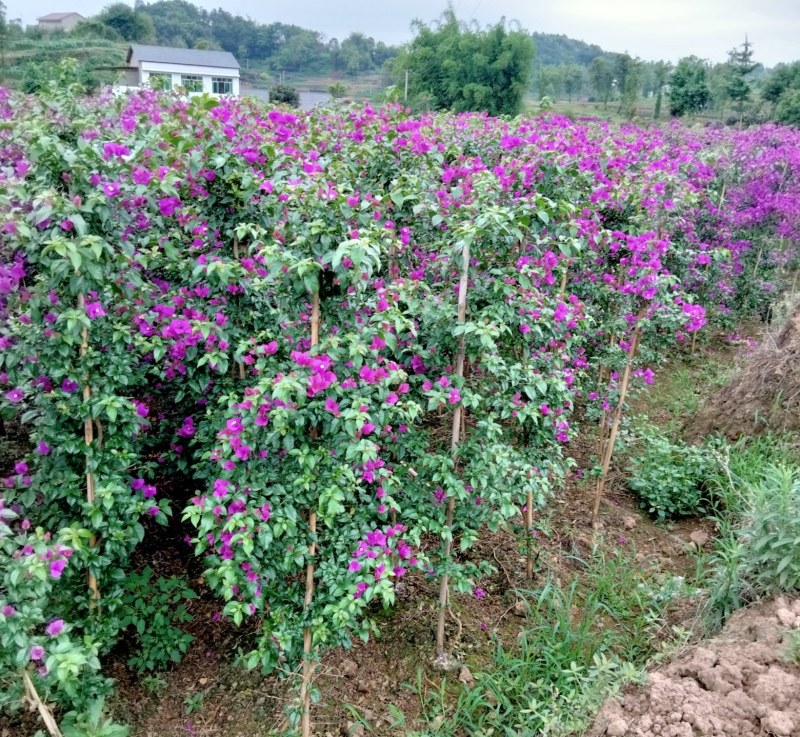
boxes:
[534,39,799,126]
[1,0,798,125]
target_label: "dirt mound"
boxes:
[693,304,800,439]
[588,597,800,737]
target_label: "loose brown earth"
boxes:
[588,597,800,737]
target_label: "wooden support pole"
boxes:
[22,669,63,737]
[435,240,470,661]
[591,326,642,528]
[77,294,99,604]
[300,291,321,737]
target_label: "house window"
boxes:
[180,75,204,93]
[212,77,233,95]
[148,73,171,91]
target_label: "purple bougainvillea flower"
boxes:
[85,301,106,320]
[49,559,67,579]
[46,619,64,637]
[30,645,45,661]
[158,197,182,217]
[131,168,152,185]
[5,388,23,403]
[61,379,79,393]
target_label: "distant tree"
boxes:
[726,37,757,121]
[270,83,300,107]
[142,0,208,48]
[669,56,711,117]
[73,18,123,41]
[402,5,535,116]
[590,56,613,106]
[96,3,155,43]
[328,81,348,98]
[652,61,671,119]
[562,64,585,101]
[614,53,642,117]
[0,1,7,80]
[762,63,800,104]
[536,65,564,100]
[275,30,327,73]
[341,32,375,76]
[775,88,800,126]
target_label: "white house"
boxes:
[118,44,240,97]
[37,12,85,31]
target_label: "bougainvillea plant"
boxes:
[0,77,798,734]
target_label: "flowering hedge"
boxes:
[0,83,798,727]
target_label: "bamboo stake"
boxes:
[591,326,642,528]
[525,487,534,579]
[77,294,99,604]
[596,333,618,460]
[300,291,321,737]
[752,246,763,279]
[435,240,470,661]
[233,236,246,381]
[22,669,64,737]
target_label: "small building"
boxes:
[37,12,85,31]
[118,44,240,97]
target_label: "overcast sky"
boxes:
[9,0,799,67]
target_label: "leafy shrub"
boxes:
[269,83,300,107]
[707,463,800,627]
[59,697,129,737]
[628,430,716,520]
[739,465,800,593]
[119,568,196,671]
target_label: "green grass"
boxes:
[396,543,686,736]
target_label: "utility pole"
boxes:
[404,69,409,101]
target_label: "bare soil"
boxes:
[588,597,800,737]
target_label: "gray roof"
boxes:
[128,44,240,70]
[38,12,84,21]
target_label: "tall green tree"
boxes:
[614,53,642,117]
[590,56,613,106]
[536,65,564,100]
[0,1,6,81]
[669,56,711,117]
[762,62,800,106]
[402,5,535,115]
[775,88,800,126]
[726,37,757,120]
[562,64,585,101]
[652,61,671,119]
[96,3,155,43]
